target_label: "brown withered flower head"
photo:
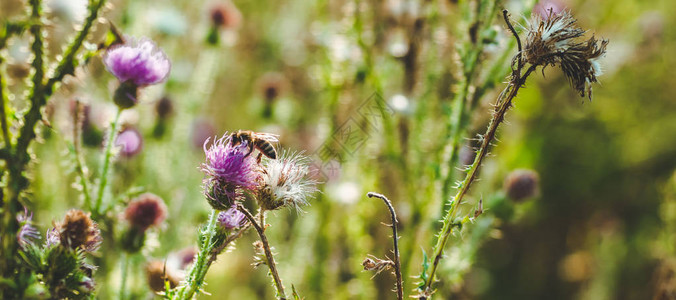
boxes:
[56,209,102,252]
[125,193,168,232]
[522,9,608,99]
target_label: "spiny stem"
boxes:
[422,10,534,297]
[178,209,219,299]
[423,64,537,297]
[94,107,122,217]
[367,192,403,300]
[72,100,92,209]
[43,0,108,97]
[237,205,287,300]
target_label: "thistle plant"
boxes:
[175,132,317,300]
[417,9,608,298]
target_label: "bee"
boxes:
[229,130,279,161]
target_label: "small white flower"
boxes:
[257,151,318,212]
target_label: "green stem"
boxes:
[178,209,219,300]
[72,101,92,209]
[422,65,536,297]
[119,253,129,300]
[0,69,10,148]
[94,107,122,217]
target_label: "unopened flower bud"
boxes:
[155,95,174,119]
[504,169,540,202]
[125,193,168,231]
[115,127,144,157]
[113,81,140,109]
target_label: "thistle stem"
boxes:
[72,100,92,209]
[422,64,536,297]
[0,70,10,148]
[178,209,219,299]
[119,253,129,300]
[367,192,403,300]
[94,107,122,217]
[237,205,287,300]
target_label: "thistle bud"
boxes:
[115,127,144,157]
[56,209,102,252]
[125,193,168,231]
[155,95,174,120]
[504,169,540,202]
[122,193,168,253]
[209,2,241,29]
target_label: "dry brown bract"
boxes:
[523,9,608,99]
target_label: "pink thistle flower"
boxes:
[202,134,260,209]
[103,38,170,87]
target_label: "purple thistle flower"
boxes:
[217,207,247,230]
[17,207,40,247]
[201,134,260,208]
[46,227,61,247]
[103,38,171,87]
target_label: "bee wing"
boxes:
[253,132,280,143]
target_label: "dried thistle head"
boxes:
[362,254,394,279]
[56,209,102,252]
[522,9,608,99]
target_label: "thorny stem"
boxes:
[237,204,287,300]
[178,209,219,300]
[94,107,122,217]
[421,10,536,298]
[72,100,92,209]
[43,0,108,97]
[367,192,403,300]
[0,0,107,296]
[0,1,43,296]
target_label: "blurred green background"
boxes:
[3,0,676,298]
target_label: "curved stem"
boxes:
[422,65,536,297]
[367,192,403,300]
[237,205,287,300]
[94,107,122,217]
[178,209,219,299]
